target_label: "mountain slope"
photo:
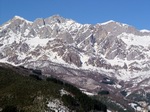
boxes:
[0,63,107,112]
[1,15,150,111]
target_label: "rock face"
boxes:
[62,52,82,67]
[1,15,150,102]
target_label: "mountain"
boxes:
[0,15,150,111]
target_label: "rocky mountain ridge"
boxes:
[1,15,150,111]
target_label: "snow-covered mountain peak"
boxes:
[140,29,150,33]
[0,16,31,30]
[44,15,67,24]
[49,15,81,25]
[13,15,26,20]
[100,20,129,28]
[12,15,33,24]
[100,20,116,25]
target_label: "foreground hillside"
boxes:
[0,63,107,112]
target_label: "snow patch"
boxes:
[129,103,143,111]
[26,36,49,48]
[47,99,69,112]
[80,88,95,96]
[140,29,150,33]
[118,33,150,48]
[100,20,115,25]
[83,91,95,96]
[60,89,70,96]
[24,29,30,36]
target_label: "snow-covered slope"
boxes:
[1,15,150,104]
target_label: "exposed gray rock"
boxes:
[0,53,4,59]
[44,15,66,24]
[33,18,45,28]
[8,55,20,64]
[39,26,52,38]
[0,30,7,37]
[20,43,29,53]
[58,31,73,44]
[63,52,82,67]
[127,46,144,60]
[105,38,126,59]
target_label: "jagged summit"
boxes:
[100,20,129,28]
[100,20,116,25]
[13,15,26,20]
[44,14,67,24]
[11,15,33,24]
[3,15,150,33]
[49,14,66,20]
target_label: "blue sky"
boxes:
[0,0,150,30]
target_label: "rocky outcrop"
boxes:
[19,43,29,53]
[63,52,82,67]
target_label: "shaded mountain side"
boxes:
[0,63,107,112]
